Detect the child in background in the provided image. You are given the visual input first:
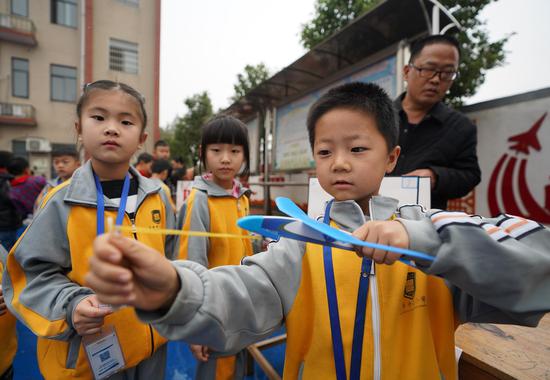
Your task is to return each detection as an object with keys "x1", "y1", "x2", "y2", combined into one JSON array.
[
  {"x1": 34, "y1": 147, "x2": 81, "y2": 211},
  {"x1": 7, "y1": 157, "x2": 46, "y2": 224},
  {"x1": 150, "y1": 159, "x2": 176, "y2": 211},
  {"x1": 2, "y1": 80, "x2": 176, "y2": 380},
  {"x1": 153, "y1": 139, "x2": 171, "y2": 160},
  {"x1": 178, "y1": 115, "x2": 253, "y2": 379},
  {"x1": 0, "y1": 151, "x2": 22, "y2": 251},
  {"x1": 86, "y1": 83, "x2": 550, "y2": 380},
  {"x1": 134, "y1": 152, "x2": 153, "y2": 178}
]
